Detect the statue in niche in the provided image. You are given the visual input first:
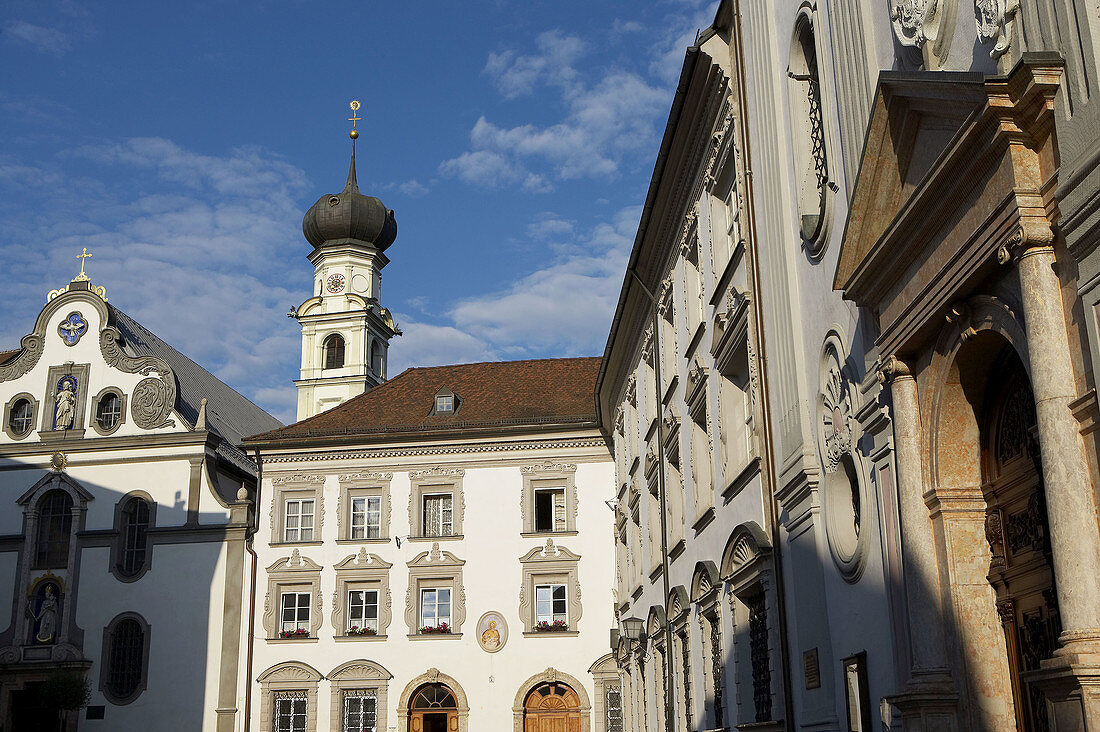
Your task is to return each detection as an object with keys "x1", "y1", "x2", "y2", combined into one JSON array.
[
  {"x1": 53, "y1": 377, "x2": 77, "y2": 430},
  {"x1": 30, "y1": 582, "x2": 60, "y2": 644}
]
